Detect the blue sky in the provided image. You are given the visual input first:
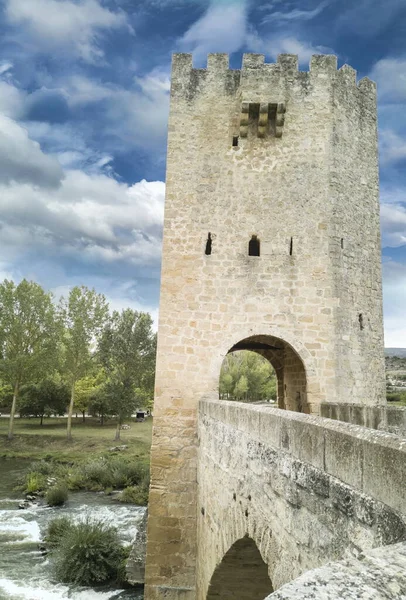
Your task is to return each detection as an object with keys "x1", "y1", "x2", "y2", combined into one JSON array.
[{"x1": 0, "y1": 0, "x2": 405, "y2": 346}]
